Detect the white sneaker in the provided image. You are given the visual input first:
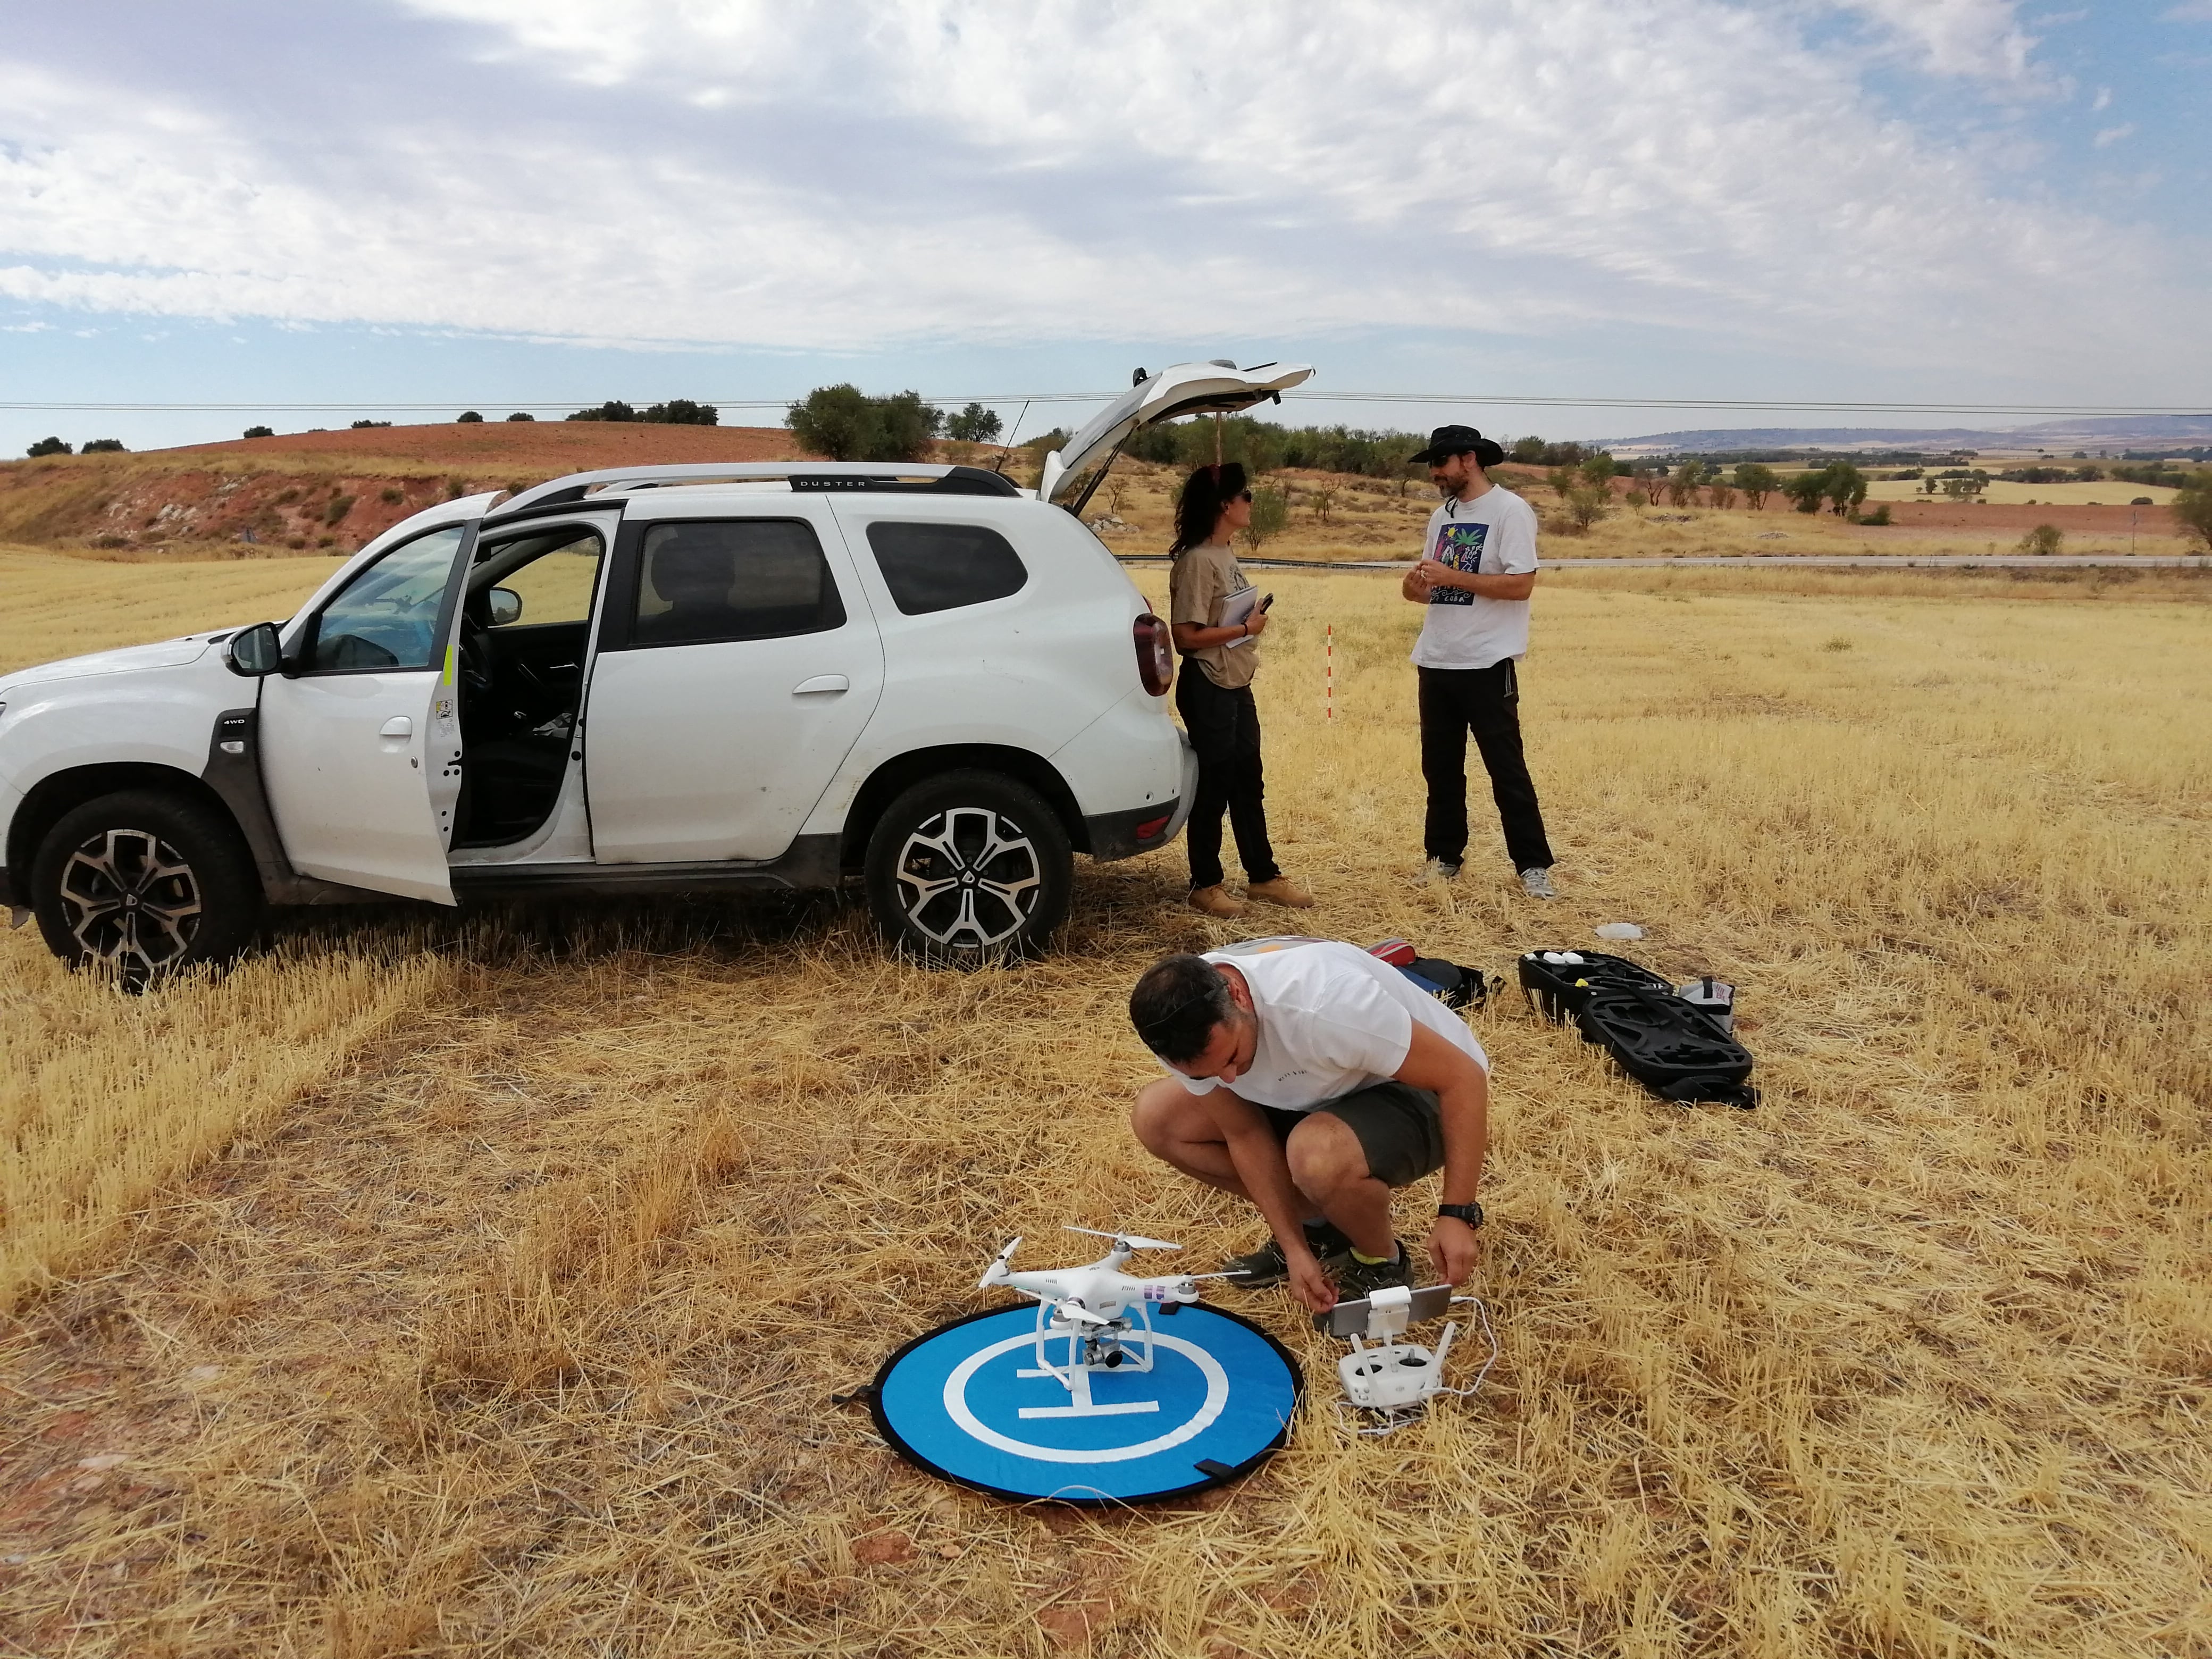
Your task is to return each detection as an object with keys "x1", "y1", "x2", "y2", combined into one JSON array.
[
  {"x1": 1519, "y1": 866, "x2": 1557, "y2": 899},
  {"x1": 1423, "y1": 858, "x2": 1462, "y2": 884}
]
